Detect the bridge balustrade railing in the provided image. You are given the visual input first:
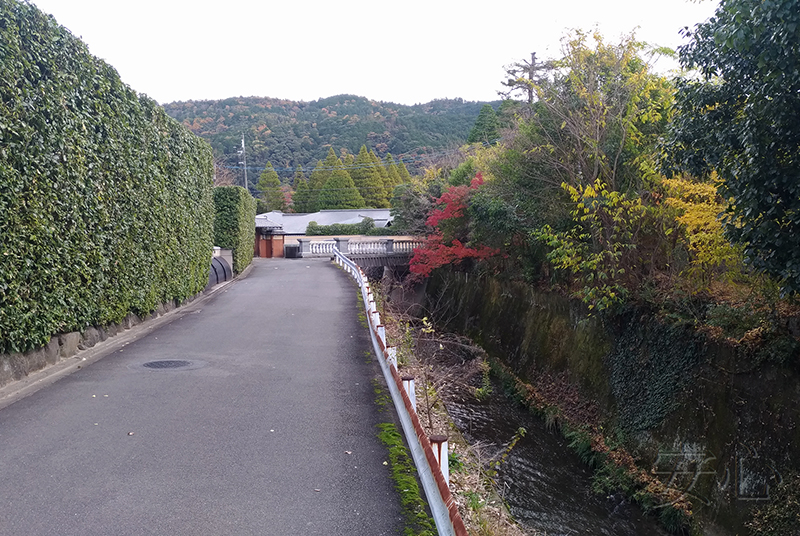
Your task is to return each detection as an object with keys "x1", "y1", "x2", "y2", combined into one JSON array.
[
  {"x1": 296, "y1": 238, "x2": 424, "y2": 259},
  {"x1": 331, "y1": 246, "x2": 467, "y2": 536},
  {"x1": 310, "y1": 241, "x2": 335, "y2": 255}
]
